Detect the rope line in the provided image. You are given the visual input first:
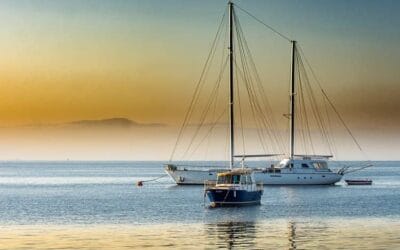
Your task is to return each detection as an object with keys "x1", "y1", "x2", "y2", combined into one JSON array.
[
  {"x1": 234, "y1": 3, "x2": 292, "y2": 42},
  {"x1": 140, "y1": 174, "x2": 167, "y2": 183},
  {"x1": 169, "y1": 8, "x2": 227, "y2": 161},
  {"x1": 297, "y1": 45, "x2": 367, "y2": 156}
]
